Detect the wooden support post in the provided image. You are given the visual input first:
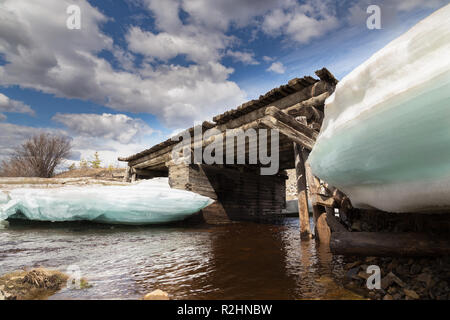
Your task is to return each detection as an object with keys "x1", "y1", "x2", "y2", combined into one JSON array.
[
  {"x1": 304, "y1": 158, "x2": 331, "y2": 244},
  {"x1": 314, "y1": 207, "x2": 331, "y2": 244},
  {"x1": 123, "y1": 166, "x2": 131, "y2": 182},
  {"x1": 130, "y1": 167, "x2": 137, "y2": 183},
  {"x1": 293, "y1": 116, "x2": 311, "y2": 239}
]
